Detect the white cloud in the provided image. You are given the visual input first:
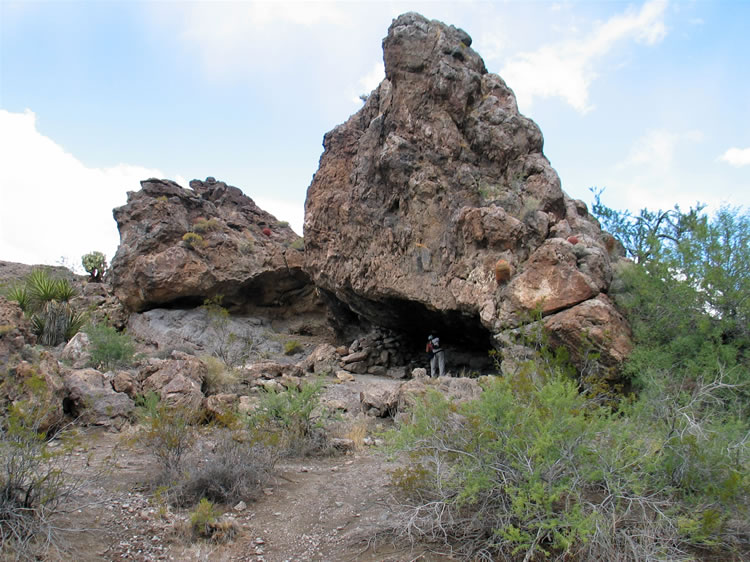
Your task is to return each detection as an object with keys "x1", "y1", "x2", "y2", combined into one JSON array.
[
  {"x1": 158, "y1": 1, "x2": 351, "y2": 76},
  {"x1": 719, "y1": 147, "x2": 750, "y2": 167},
  {"x1": 254, "y1": 196, "x2": 304, "y2": 237},
  {"x1": 0, "y1": 109, "x2": 165, "y2": 267},
  {"x1": 351, "y1": 61, "x2": 385, "y2": 104},
  {"x1": 500, "y1": 0, "x2": 668, "y2": 112},
  {"x1": 619, "y1": 129, "x2": 703, "y2": 171}
]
